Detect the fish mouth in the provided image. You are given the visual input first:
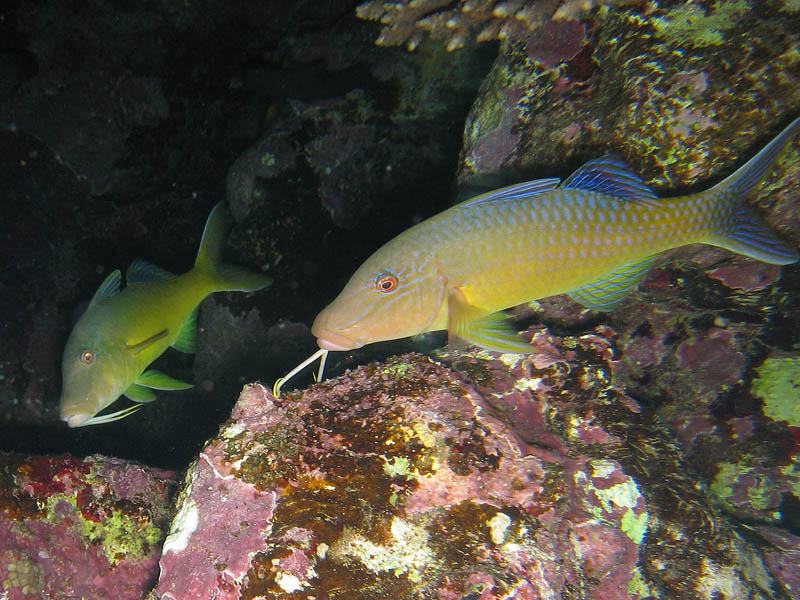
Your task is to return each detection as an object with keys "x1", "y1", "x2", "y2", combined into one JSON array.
[
  {"x1": 64, "y1": 413, "x2": 92, "y2": 428},
  {"x1": 314, "y1": 329, "x2": 361, "y2": 351}
]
